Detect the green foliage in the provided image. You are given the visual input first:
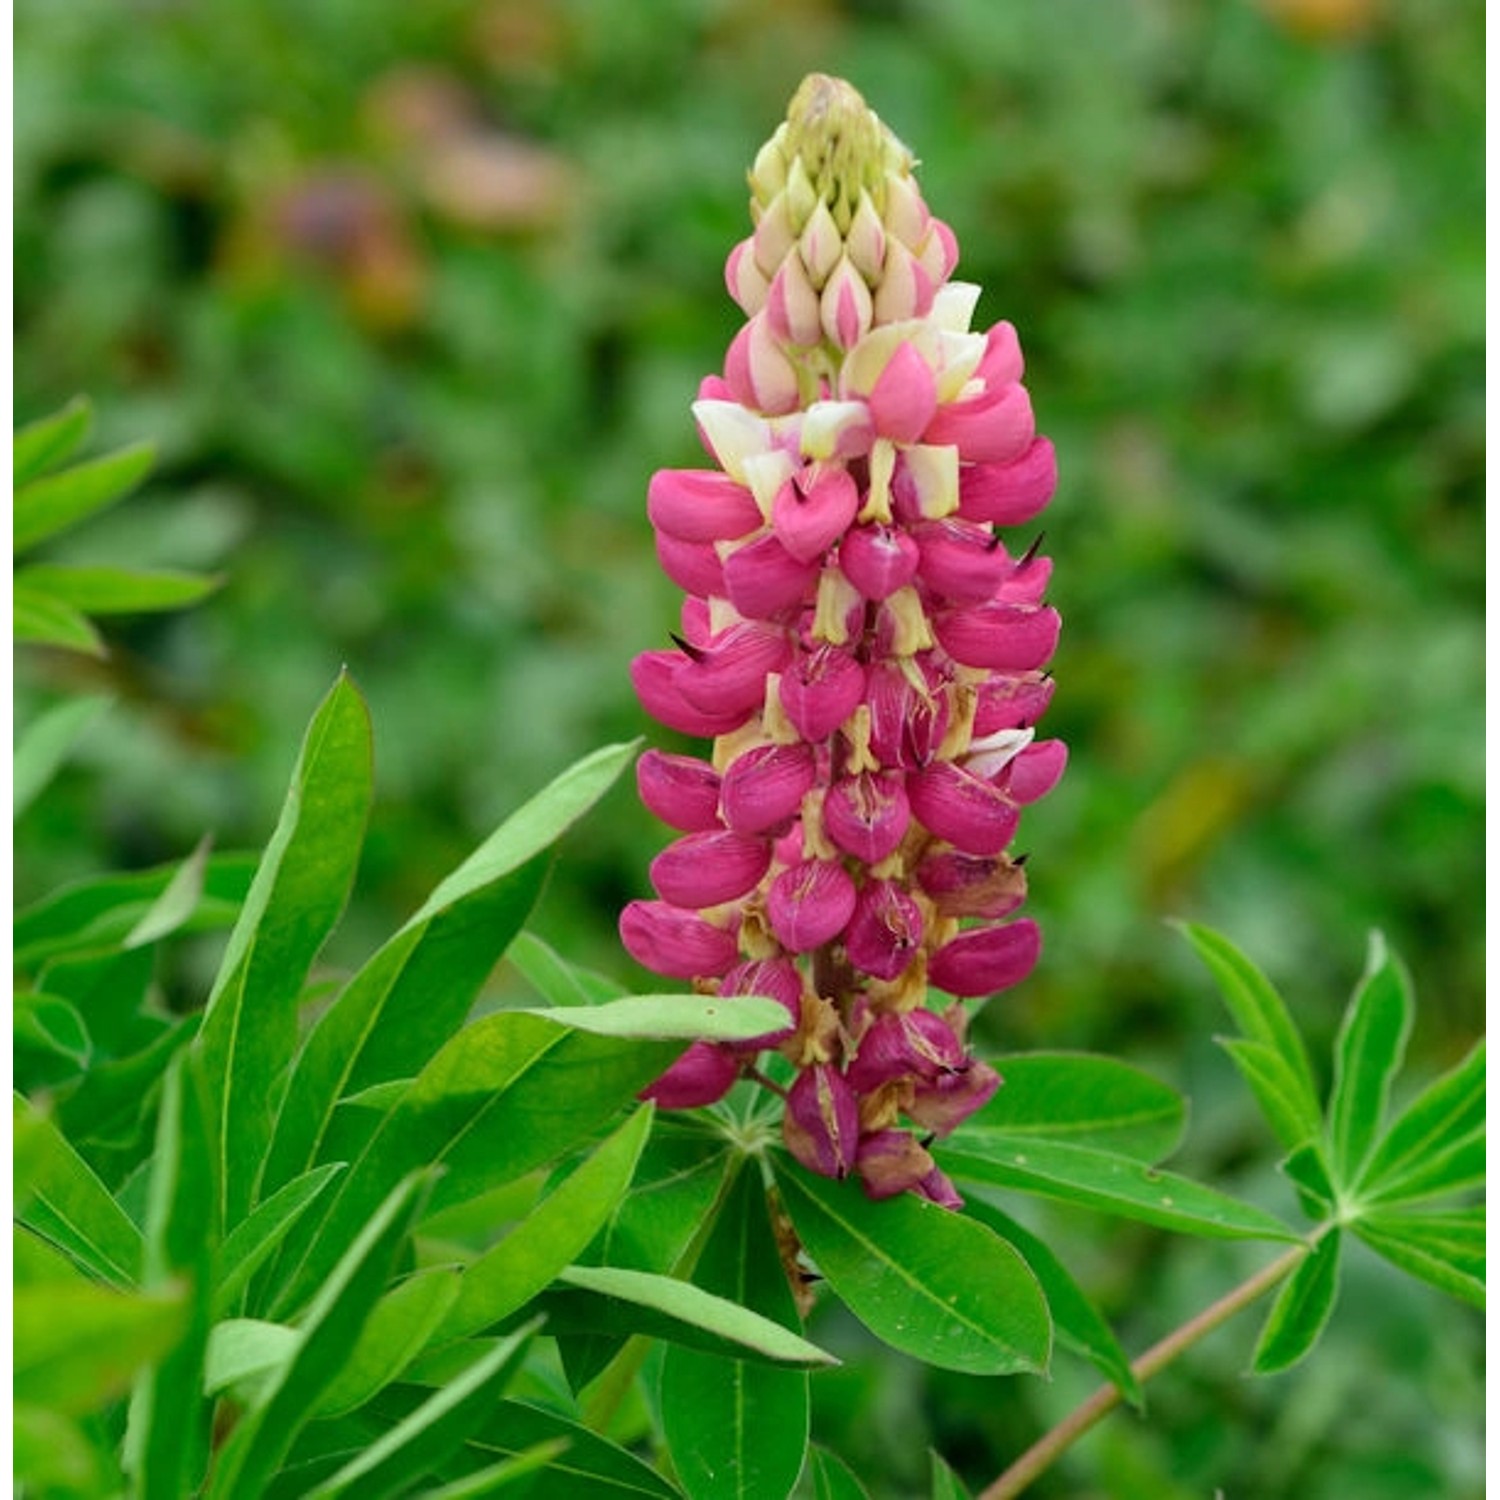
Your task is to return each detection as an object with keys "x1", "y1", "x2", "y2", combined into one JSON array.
[
  {"x1": 1185, "y1": 926, "x2": 1486, "y2": 1377},
  {"x1": 13, "y1": 398, "x2": 218, "y2": 662}
]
